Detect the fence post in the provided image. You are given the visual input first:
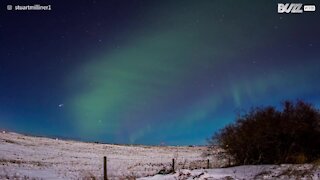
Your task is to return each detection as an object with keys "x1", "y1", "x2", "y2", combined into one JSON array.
[
  {"x1": 104, "y1": 156, "x2": 107, "y2": 180},
  {"x1": 207, "y1": 159, "x2": 210, "y2": 169},
  {"x1": 172, "y1": 158, "x2": 175, "y2": 172}
]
